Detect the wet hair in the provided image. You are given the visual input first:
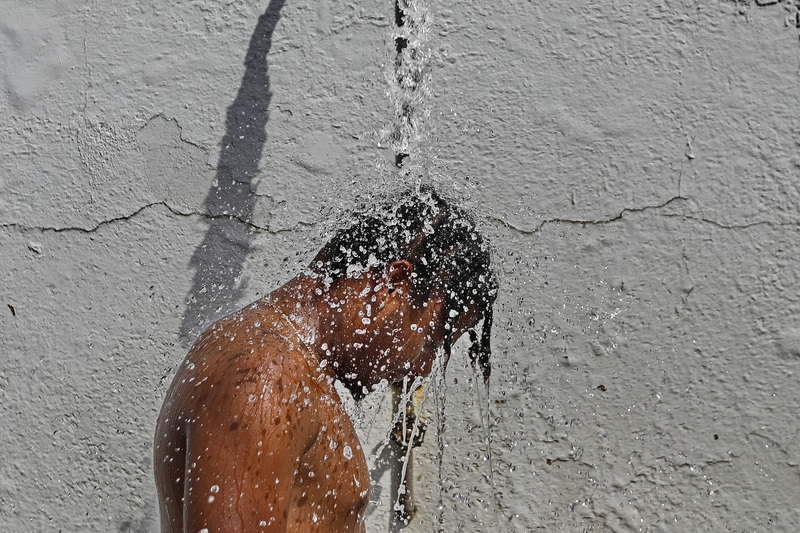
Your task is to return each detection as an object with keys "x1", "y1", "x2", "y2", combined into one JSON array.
[{"x1": 310, "y1": 187, "x2": 498, "y2": 384}]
